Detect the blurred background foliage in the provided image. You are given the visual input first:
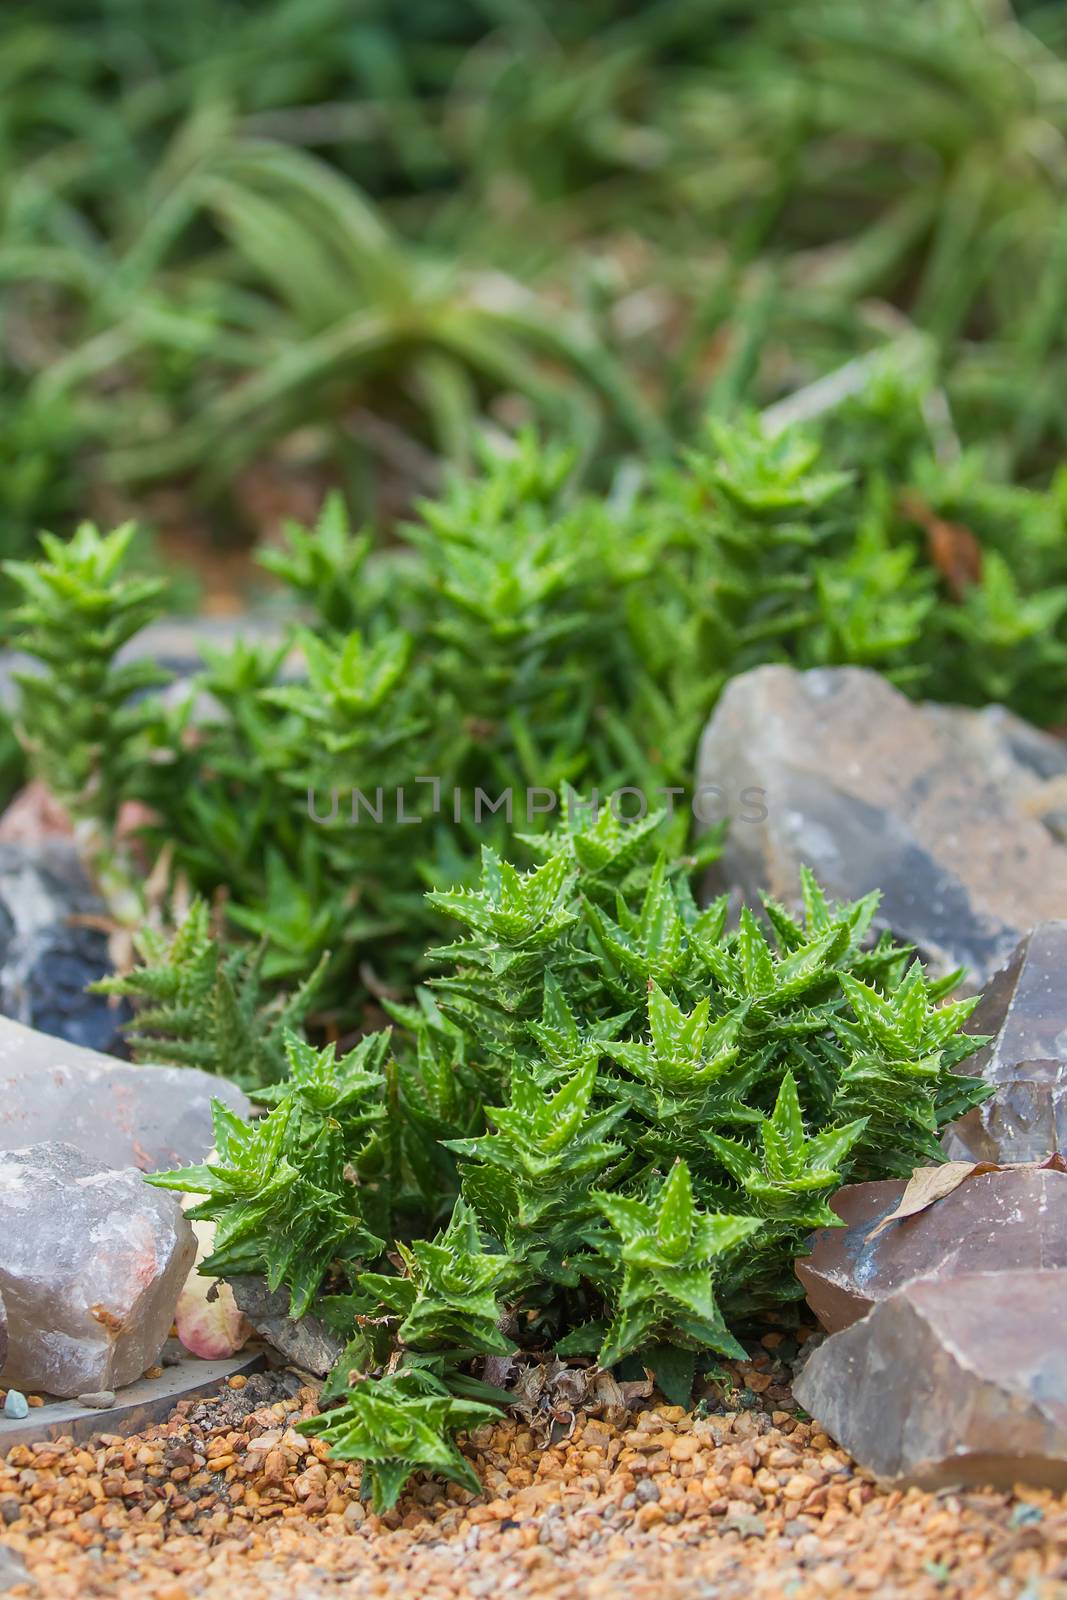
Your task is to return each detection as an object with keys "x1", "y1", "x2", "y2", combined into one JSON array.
[{"x1": 6, "y1": 0, "x2": 1067, "y2": 562}]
